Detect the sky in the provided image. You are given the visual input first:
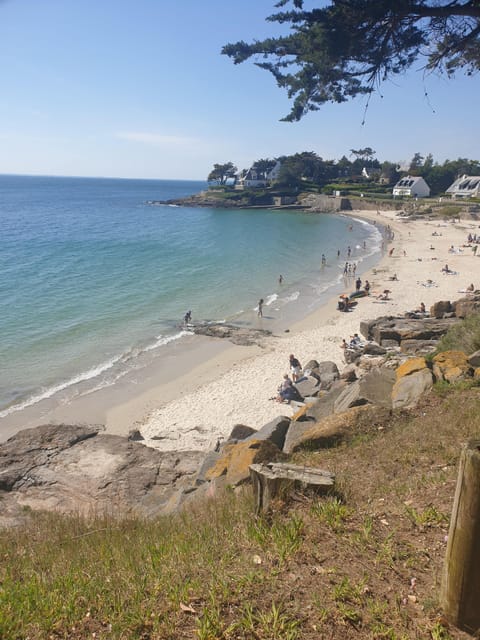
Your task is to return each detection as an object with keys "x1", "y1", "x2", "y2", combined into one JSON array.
[{"x1": 0, "y1": 0, "x2": 479, "y2": 180}]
